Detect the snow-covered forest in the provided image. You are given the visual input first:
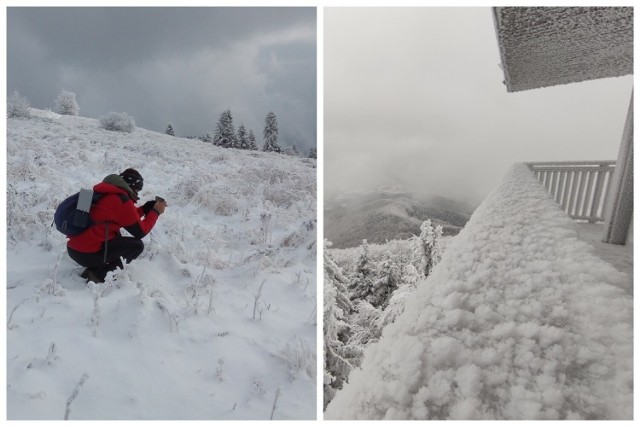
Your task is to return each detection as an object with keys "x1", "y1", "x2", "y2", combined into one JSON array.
[
  {"x1": 324, "y1": 164, "x2": 632, "y2": 420},
  {"x1": 198, "y1": 108, "x2": 315, "y2": 158},
  {"x1": 324, "y1": 219, "x2": 451, "y2": 409},
  {"x1": 6, "y1": 106, "x2": 317, "y2": 420}
]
